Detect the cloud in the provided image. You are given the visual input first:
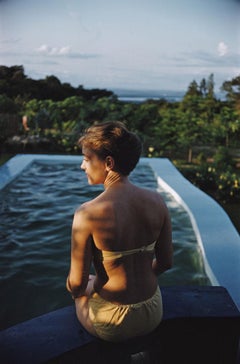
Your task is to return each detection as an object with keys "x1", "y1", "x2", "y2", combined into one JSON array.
[
  {"x1": 217, "y1": 42, "x2": 228, "y2": 56},
  {"x1": 68, "y1": 53, "x2": 100, "y2": 59},
  {"x1": 0, "y1": 37, "x2": 21, "y2": 45},
  {"x1": 171, "y1": 48, "x2": 239, "y2": 69},
  {"x1": 35, "y1": 44, "x2": 100, "y2": 59},
  {"x1": 36, "y1": 44, "x2": 71, "y2": 56}
]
